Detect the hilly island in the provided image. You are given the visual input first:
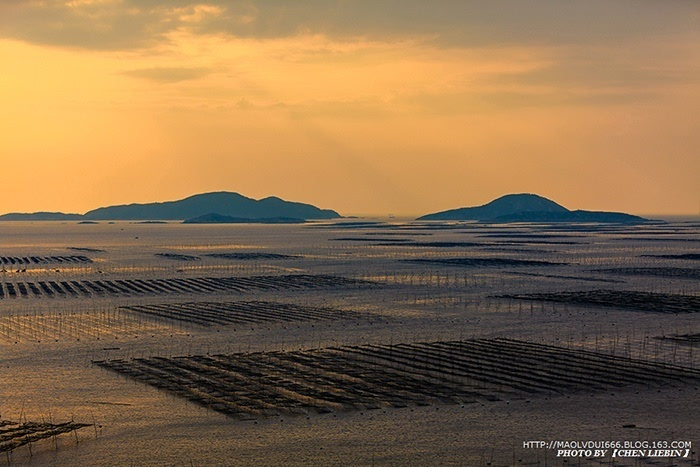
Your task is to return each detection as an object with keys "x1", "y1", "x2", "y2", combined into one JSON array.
[
  {"x1": 417, "y1": 193, "x2": 654, "y2": 223},
  {"x1": 0, "y1": 192, "x2": 340, "y2": 222},
  {"x1": 0, "y1": 192, "x2": 654, "y2": 224}
]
